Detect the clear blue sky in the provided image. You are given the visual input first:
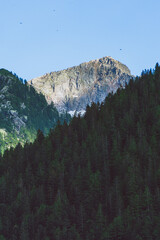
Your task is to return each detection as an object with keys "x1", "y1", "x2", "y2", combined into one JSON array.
[{"x1": 0, "y1": 0, "x2": 160, "y2": 80}]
